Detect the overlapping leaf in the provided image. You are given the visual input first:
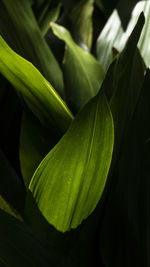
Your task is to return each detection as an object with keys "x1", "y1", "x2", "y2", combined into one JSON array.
[
  {"x1": 25, "y1": 90, "x2": 114, "y2": 233},
  {"x1": 0, "y1": 35, "x2": 74, "y2": 133},
  {"x1": 96, "y1": 1, "x2": 150, "y2": 71},
  {"x1": 100, "y1": 69, "x2": 150, "y2": 267},
  {"x1": 51, "y1": 23, "x2": 105, "y2": 113}
]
